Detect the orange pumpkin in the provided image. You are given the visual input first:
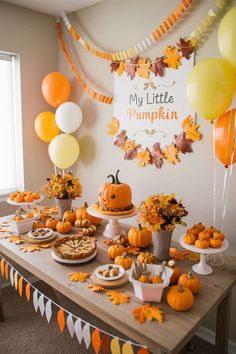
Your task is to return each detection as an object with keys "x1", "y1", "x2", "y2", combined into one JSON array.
[
  {"x1": 213, "y1": 231, "x2": 225, "y2": 241},
  {"x1": 56, "y1": 219, "x2": 72, "y2": 234},
  {"x1": 137, "y1": 252, "x2": 157, "y2": 264},
  {"x1": 25, "y1": 212, "x2": 34, "y2": 219},
  {"x1": 114, "y1": 253, "x2": 132, "y2": 270},
  {"x1": 14, "y1": 194, "x2": 24, "y2": 203},
  {"x1": 198, "y1": 231, "x2": 210, "y2": 241},
  {"x1": 46, "y1": 217, "x2": 59, "y2": 230},
  {"x1": 98, "y1": 170, "x2": 132, "y2": 211},
  {"x1": 32, "y1": 192, "x2": 40, "y2": 199},
  {"x1": 24, "y1": 194, "x2": 33, "y2": 203},
  {"x1": 151, "y1": 275, "x2": 163, "y2": 284},
  {"x1": 39, "y1": 211, "x2": 48, "y2": 222},
  {"x1": 63, "y1": 209, "x2": 76, "y2": 225},
  {"x1": 206, "y1": 226, "x2": 217, "y2": 236},
  {"x1": 167, "y1": 285, "x2": 194, "y2": 311},
  {"x1": 168, "y1": 260, "x2": 182, "y2": 285},
  {"x1": 76, "y1": 202, "x2": 102, "y2": 226},
  {"x1": 209, "y1": 237, "x2": 222, "y2": 248},
  {"x1": 108, "y1": 244, "x2": 126, "y2": 260},
  {"x1": 138, "y1": 274, "x2": 150, "y2": 283},
  {"x1": 33, "y1": 220, "x2": 45, "y2": 229},
  {"x1": 13, "y1": 215, "x2": 23, "y2": 221},
  {"x1": 195, "y1": 239, "x2": 209, "y2": 249},
  {"x1": 193, "y1": 223, "x2": 206, "y2": 232},
  {"x1": 178, "y1": 272, "x2": 201, "y2": 295},
  {"x1": 128, "y1": 224, "x2": 152, "y2": 248},
  {"x1": 183, "y1": 233, "x2": 196, "y2": 245}
]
